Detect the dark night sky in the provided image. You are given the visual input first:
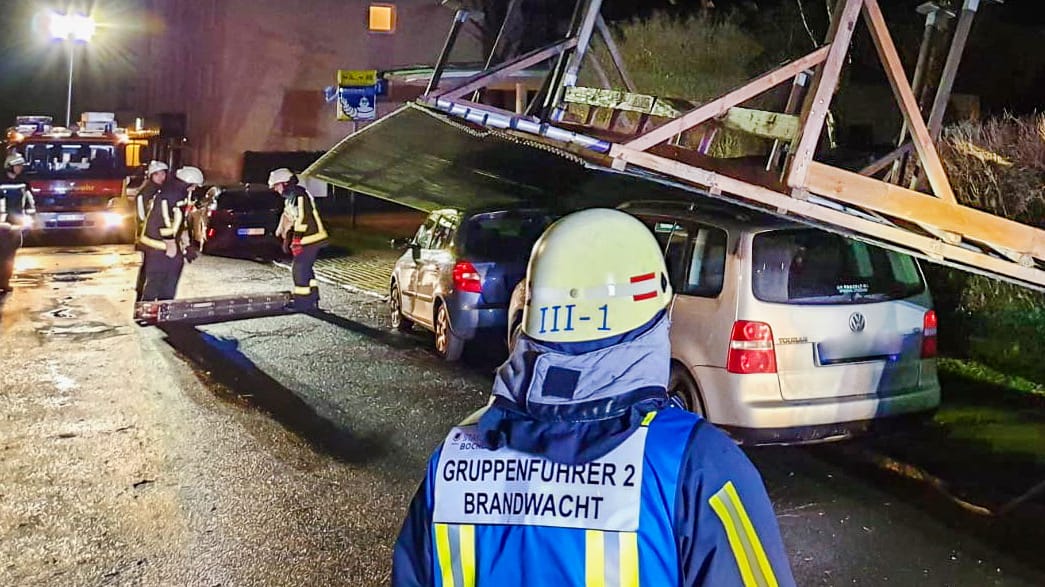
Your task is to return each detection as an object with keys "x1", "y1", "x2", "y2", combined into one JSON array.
[{"x1": 0, "y1": 0, "x2": 1042, "y2": 128}]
